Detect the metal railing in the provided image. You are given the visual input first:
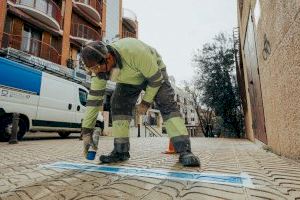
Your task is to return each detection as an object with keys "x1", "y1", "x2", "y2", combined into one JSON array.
[
  {"x1": 74, "y1": 0, "x2": 102, "y2": 17},
  {"x1": 144, "y1": 122, "x2": 163, "y2": 137},
  {"x1": 15, "y1": 0, "x2": 61, "y2": 26},
  {"x1": 1, "y1": 32, "x2": 61, "y2": 64},
  {"x1": 71, "y1": 23, "x2": 101, "y2": 41},
  {"x1": 122, "y1": 31, "x2": 136, "y2": 39},
  {"x1": 66, "y1": 58, "x2": 86, "y2": 70}
]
